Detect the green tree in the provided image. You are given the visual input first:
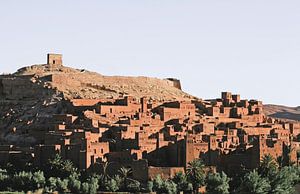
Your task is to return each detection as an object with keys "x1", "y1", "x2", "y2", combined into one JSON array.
[
  {"x1": 0, "y1": 169, "x2": 9, "y2": 191},
  {"x1": 32, "y1": 171, "x2": 46, "y2": 190},
  {"x1": 164, "y1": 180, "x2": 177, "y2": 194},
  {"x1": 10, "y1": 170, "x2": 45, "y2": 192},
  {"x1": 147, "y1": 181, "x2": 154, "y2": 192},
  {"x1": 294, "y1": 166, "x2": 300, "y2": 183},
  {"x1": 152, "y1": 175, "x2": 177, "y2": 194},
  {"x1": 186, "y1": 159, "x2": 206, "y2": 193},
  {"x1": 98, "y1": 162, "x2": 113, "y2": 190},
  {"x1": 228, "y1": 164, "x2": 249, "y2": 192},
  {"x1": 80, "y1": 177, "x2": 99, "y2": 194},
  {"x1": 81, "y1": 182, "x2": 90, "y2": 194},
  {"x1": 12, "y1": 171, "x2": 33, "y2": 192},
  {"x1": 126, "y1": 178, "x2": 141, "y2": 192},
  {"x1": 116, "y1": 167, "x2": 141, "y2": 192},
  {"x1": 270, "y1": 166, "x2": 299, "y2": 194},
  {"x1": 172, "y1": 171, "x2": 193, "y2": 193},
  {"x1": 105, "y1": 178, "x2": 119, "y2": 192},
  {"x1": 45, "y1": 154, "x2": 77, "y2": 179},
  {"x1": 206, "y1": 172, "x2": 230, "y2": 194},
  {"x1": 236, "y1": 170, "x2": 271, "y2": 194},
  {"x1": 44, "y1": 177, "x2": 58, "y2": 193},
  {"x1": 56, "y1": 178, "x2": 69, "y2": 193},
  {"x1": 68, "y1": 173, "x2": 81, "y2": 193},
  {"x1": 118, "y1": 167, "x2": 132, "y2": 191},
  {"x1": 258, "y1": 154, "x2": 278, "y2": 179},
  {"x1": 88, "y1": 176, "x2": 99, "y2": 194},
  {"x1": 153, "y1": 175, "x2": 164, "y2": 192}
]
